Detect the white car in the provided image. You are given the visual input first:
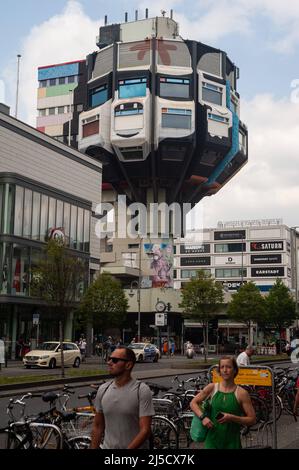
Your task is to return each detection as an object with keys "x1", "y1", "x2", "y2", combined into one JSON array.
[
  {"x1": 23, "y1": 342, "x2": 81, "y2": 369},
  {"x1": 128, "y1": 343, "x2": 160, "y2": 363}
]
